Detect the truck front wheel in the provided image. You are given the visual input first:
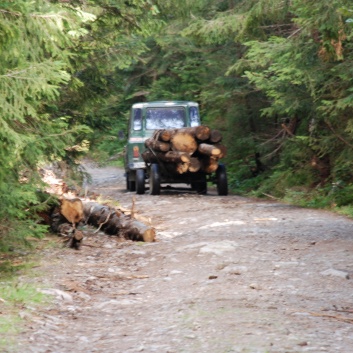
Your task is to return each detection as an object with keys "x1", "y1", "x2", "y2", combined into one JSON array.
[{"x1": 136, "y1": 169, "x2": 145, "y2": 194}]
